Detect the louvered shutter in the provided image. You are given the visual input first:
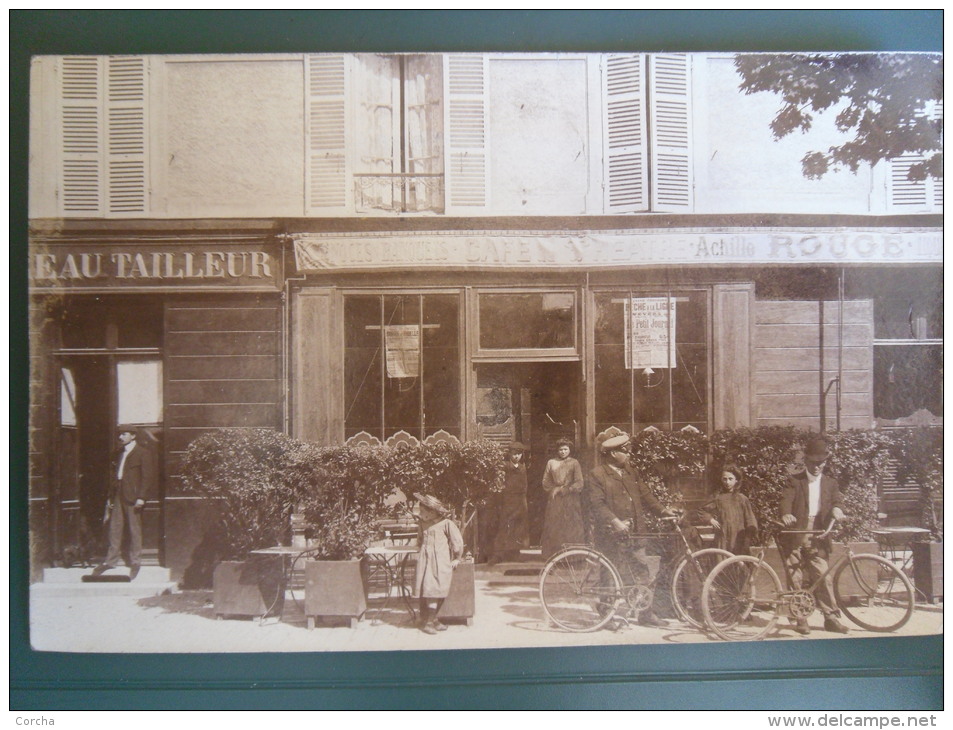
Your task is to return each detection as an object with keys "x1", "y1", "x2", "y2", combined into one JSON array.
[
  {"x1": 306, "y1": 54, "x2": 349, "y2": 213},
  {"x1": 649, "y1": 53, "x2": 693, "y2": 212},
  {"x1": 445, "y1": 54, "x2": 488, "y2": 211},
  {"x1": 601, "y1": 54, "x2": 648, "y2": 213},
  {"x1": 106, "y1": 56, "x2": 147, "y2": 214},
  {"x1": 60, "y1": 56, "x2": 103, "y2": 214},
  {"x1": 888, "y1": 155, "x2": 930, "y2": 210}
]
